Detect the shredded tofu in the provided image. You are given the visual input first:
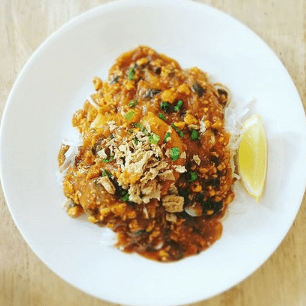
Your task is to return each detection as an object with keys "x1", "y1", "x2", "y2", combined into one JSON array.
[{"x1": 95, "y1": 126, "x2": 180, "y2": 204}]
